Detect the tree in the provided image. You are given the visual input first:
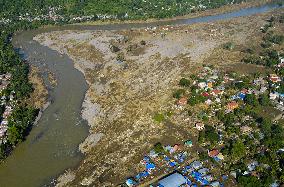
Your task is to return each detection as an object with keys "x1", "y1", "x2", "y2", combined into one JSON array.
[
  {"x1": 231, "y1": 140, "x2": 246, "y2": 161},
  {"x1": 259, "y1": 94, "x2": 270, "y2": 106},
  {"x1": 153, "y1": 142, "x2": 164, "y2": 154},
  {"x1": 7, "y1": 125, "x2": 23, "y2": 146},
  {"x1": 173, "y1": 89, "x2": 185, "y2": 99},
  {"x1": 260, "y1": 118, "x2": 272, "y2": 136},
  {"x1": 237, "y1": 175, "x2": 262, "y2": 187},
  {"x1": 179, "y1": 78, "x2": 190, "y2": 87},
  {"x1": 244, "y1": 94, "x2": 259, "y2": 106},
  {"x1": 204, "y1": 125, "x2": 219, "y2": 143},
  {"x1": 223, "y1": 42, "x2": 235, "y2": 50}
]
